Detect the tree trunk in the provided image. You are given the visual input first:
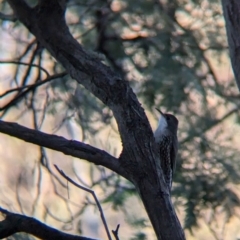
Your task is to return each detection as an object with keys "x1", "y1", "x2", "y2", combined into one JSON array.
[
  {"x1": 222, "y1": 0, "x2": 240, "y2": 91},
  {"x1": 4, "y1": 0, "x2": 186, "y2": 239}
]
